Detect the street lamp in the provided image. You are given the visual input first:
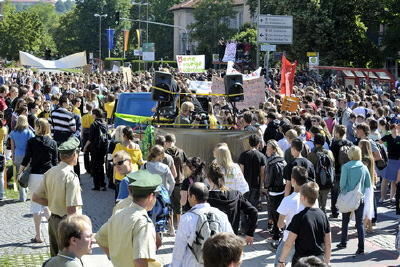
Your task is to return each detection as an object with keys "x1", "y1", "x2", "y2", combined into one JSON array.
[
  {"x1": 94, "y1": 13, "x2": 108, "y2": 60},
  {"x1": 132, "y1": 1, "x2": 149, "y2": 44}
]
